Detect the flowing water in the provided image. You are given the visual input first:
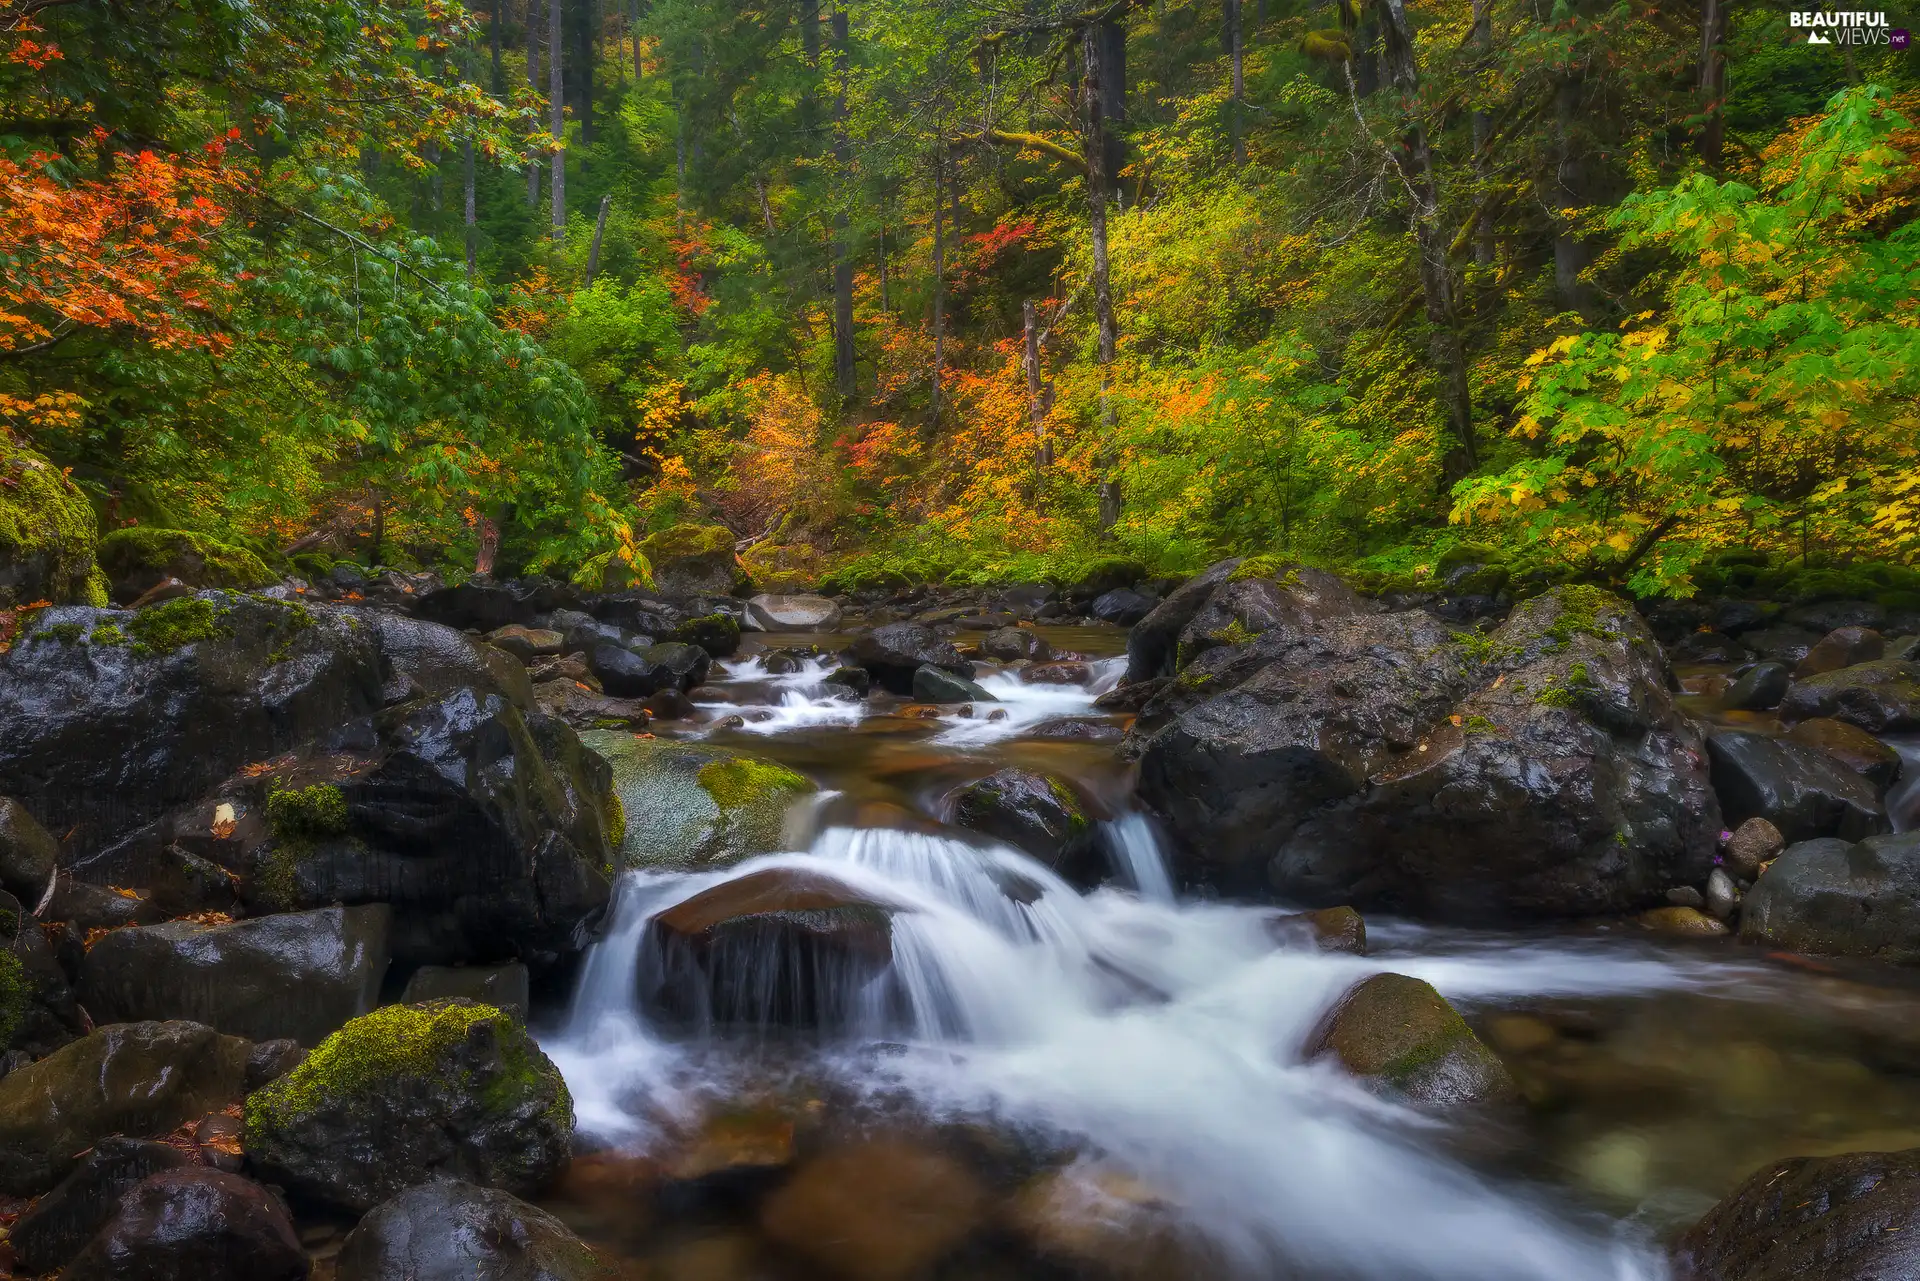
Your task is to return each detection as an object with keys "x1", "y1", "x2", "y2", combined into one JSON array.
[{"x1": 538, "y1": 628, "x2": 1920, "y2": 1280}]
